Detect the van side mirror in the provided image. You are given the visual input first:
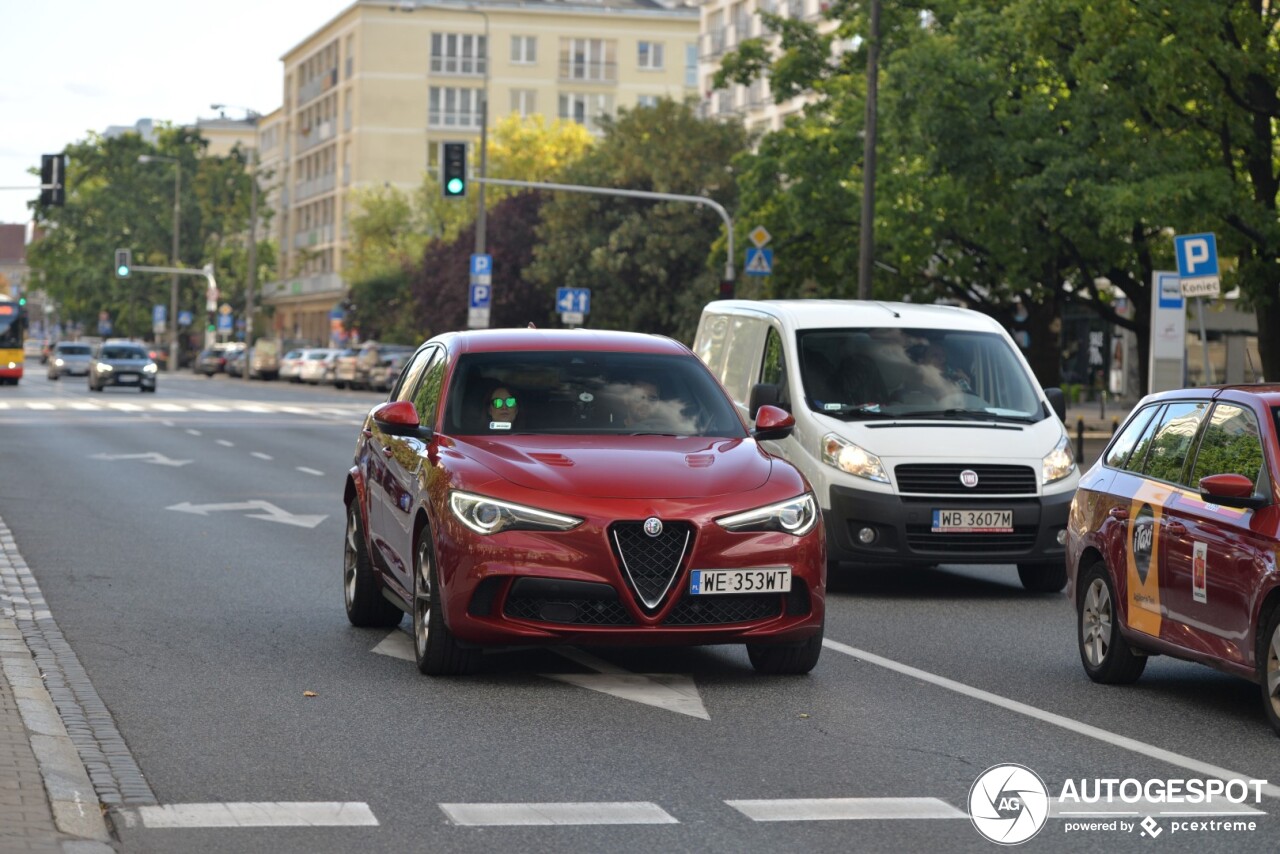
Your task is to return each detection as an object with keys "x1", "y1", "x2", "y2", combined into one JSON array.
[
  {"x1": 749, "y1": 383, "x2": 783, "y2": 419},
  {"x1": 751, "y1": 405, "x2": 795, "y2": 442},
  {"x1": 1043, "y1": 387, "x2": 1066, "y2": 422}
]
